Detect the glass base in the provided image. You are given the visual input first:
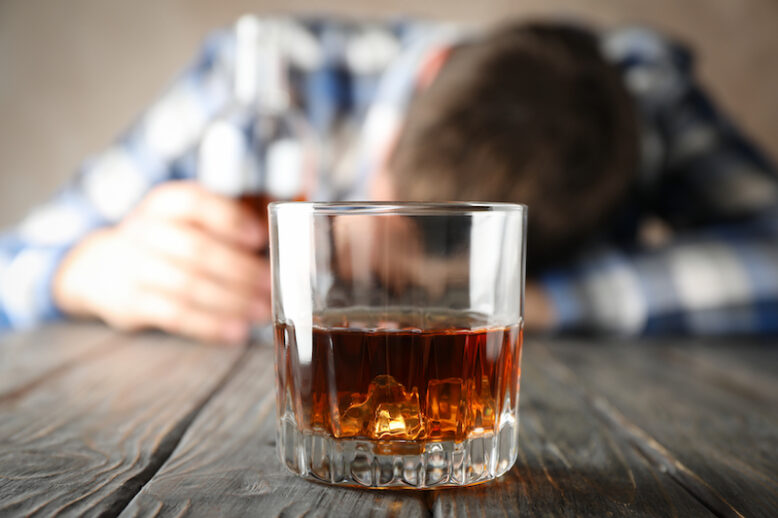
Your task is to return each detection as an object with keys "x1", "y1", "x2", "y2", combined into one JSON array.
[{"x1": 277, "y1": 415, "x2": 519, "y2": 489}]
